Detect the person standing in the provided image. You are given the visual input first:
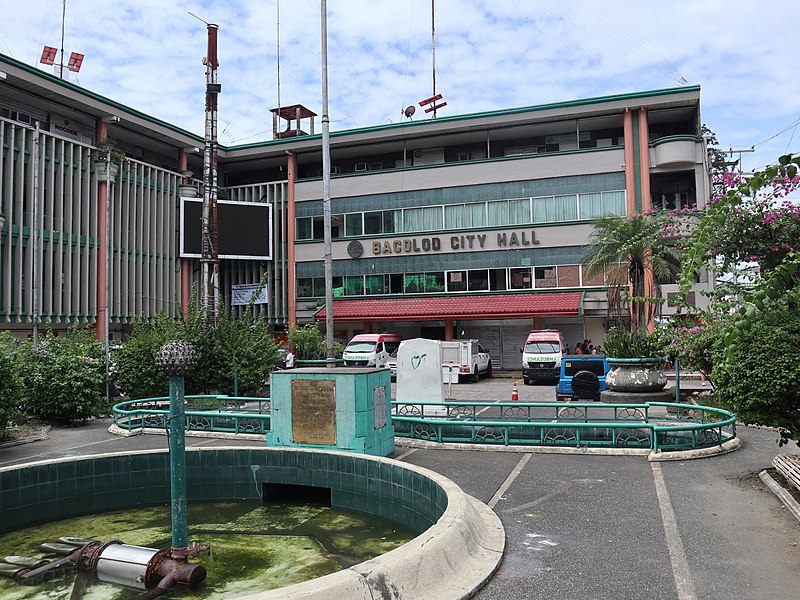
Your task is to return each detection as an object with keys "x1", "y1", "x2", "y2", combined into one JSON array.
[{"x1": 285, "y1": 350, "x2": 295, "y2": 369}]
